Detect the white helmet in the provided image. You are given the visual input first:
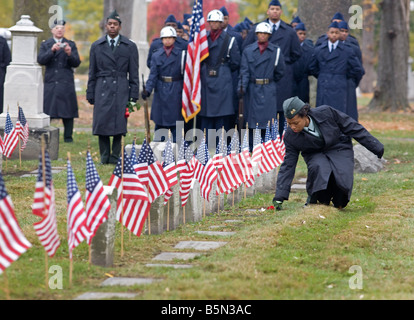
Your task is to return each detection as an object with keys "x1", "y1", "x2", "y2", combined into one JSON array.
[
  {"x1": 207, "y1": 9, "x2": 224, "y2": 22},
  {"x1": 255, "y1": 22, "x2": 272, "y2": 34},
  {"x1": 160, "y1": 26, "x2": 177, "y2": 38}
]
